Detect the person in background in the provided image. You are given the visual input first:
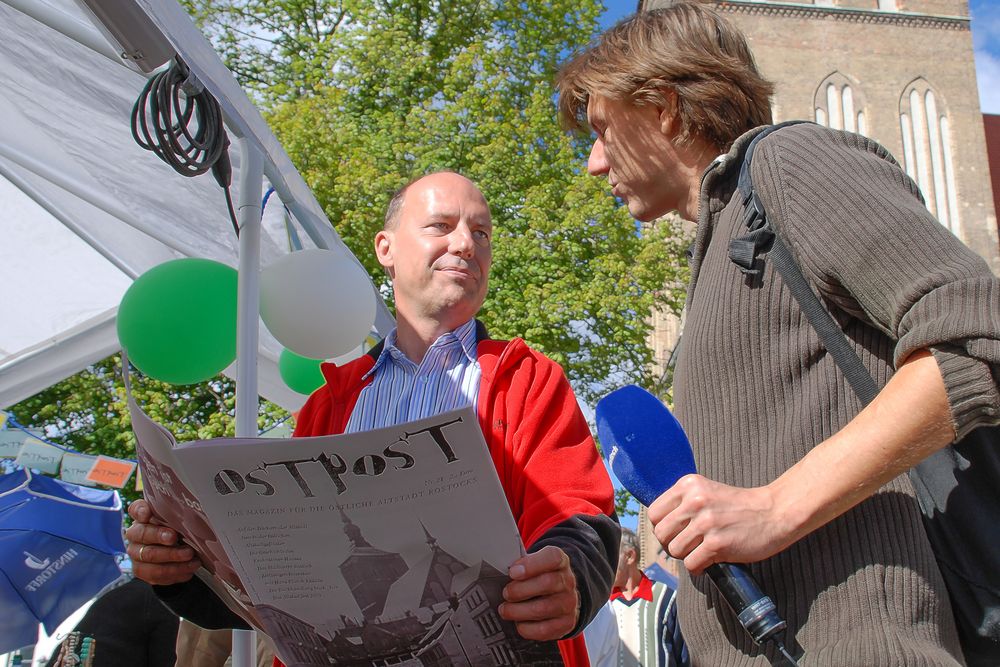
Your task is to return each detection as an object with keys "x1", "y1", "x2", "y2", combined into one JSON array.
[
  {"x1": 583, "y1": 601, "x2": 619, "y2": 667},
  {"x1": 173, "y1": 620, "x2": 275, "y2": 667},
  {"x1": 608, "y1": 528, "x2": 687, "y2": 667},
  {"x1": 45, "y1": 576, "x2": 178, "y2": 667}
]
